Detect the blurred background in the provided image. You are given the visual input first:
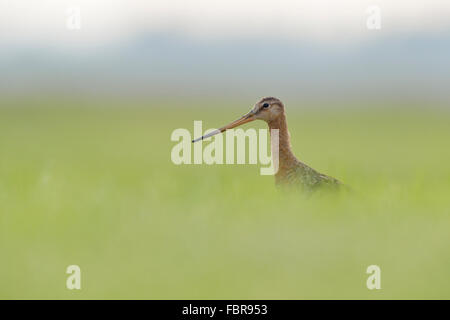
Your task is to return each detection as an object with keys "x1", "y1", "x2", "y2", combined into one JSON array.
[
  {"x1": 1, "y1": 0, "x2": 450, "y2": 299},
  {"x1": 1, "y1": 0, "x2": 450, "y2": 101}
]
